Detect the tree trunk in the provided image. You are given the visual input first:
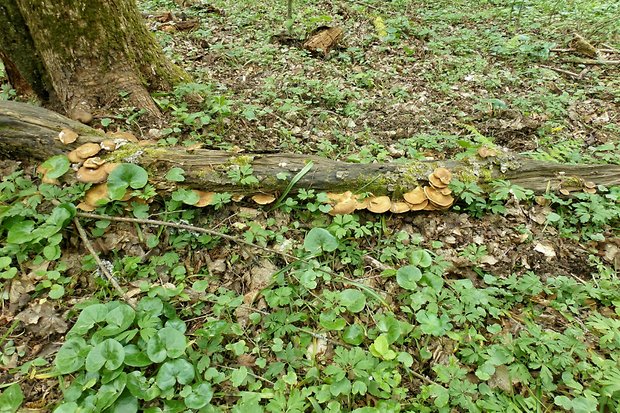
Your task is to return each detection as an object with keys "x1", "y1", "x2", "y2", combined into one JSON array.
[
  {"x1": 0, "y1": 0, "x2": 188, "y2": 120},
  {"x1": 2, "y1": 101, "x2": 619, "y2": 197}
]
